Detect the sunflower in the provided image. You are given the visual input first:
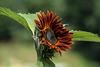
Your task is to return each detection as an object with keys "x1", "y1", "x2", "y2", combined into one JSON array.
[{"x1": 34, "y1": 10, "x2": 74, "y2": 56}]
